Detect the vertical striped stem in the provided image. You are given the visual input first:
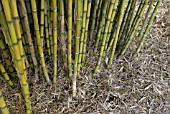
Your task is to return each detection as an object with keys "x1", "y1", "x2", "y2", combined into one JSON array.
[
  {"x1": 117, "y1": 0, "x2": 137, "y2": 49},
  {"x1": 88, "y1": 0, "x2": 99, "y2": 46},
  {"x1": 77, "y1": 0, "x2": 88, "y2": 77},
  {"x1": 59, "y1": 0, "x2": 67, "y2": 70},
  {"x1": 0, "y1": 32, "x2": 16, "y2": 77},
  {"x1": 73, "y1": 0, "x2": 82, "y2": 97},
  {"x1": 44, "y1": 0, "x2": 51, "y2": 56},
  {"x1": 18, "y1": 0, "x2": 38, "y2": 72},
  {"x1": 40, "y1": 0, "x2": 45, "y2": 46},
  {"x1": 118, "y1": 0, "x2": 148, "y2": 59},
  {"x1": 82, "y1": 0, "x2": 92, "y2": 66},
  {"x1": 104, "y1": 0, "x2": 118, "y2": 56},
  {"x1": 92, "y1": 0, "x2": 116, "y2": 77},
  {"x1": 134, "y1": 1, "x2": 160, "y2": 55},
  {"x1": 1, "y1": 0, "x2": 32, "y2": 113},
  {"x1": 30, "y1": 0, "x2": 51, "y2": 84},
  {"x1": 67, "y1": 0, "x2": 73, "y2": 78},
  {"x1": 0, "y1": 60, "x2": 14, "y2": 88},
  {"x1": 93, "y1": 1, "x2": 109, "y2": 54},
  {"x1": 137, "y1": 0, "x2": 154, "y2": 40},
  {"x1": 52, "y1": 0, "x2": 58, "y2": 86},
  {"x1": 0, "y1": 91, "x2": 9, "y2": 114},
  {"x1": 108, "y1": 0, "x2": 126, "y2": 65}
]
